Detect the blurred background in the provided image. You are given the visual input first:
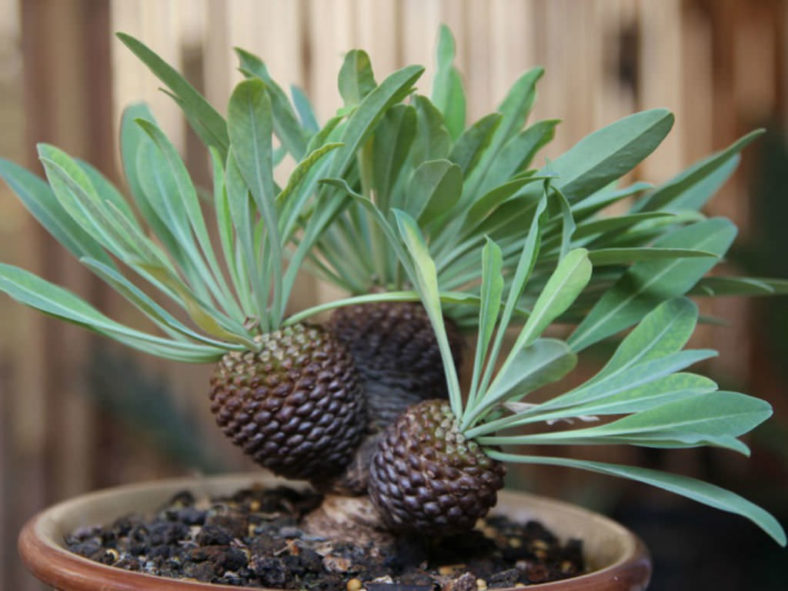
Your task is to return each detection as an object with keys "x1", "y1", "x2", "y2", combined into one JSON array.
[{"x1": 0, "y1": 0, "x2": 787, "y2": 589}]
